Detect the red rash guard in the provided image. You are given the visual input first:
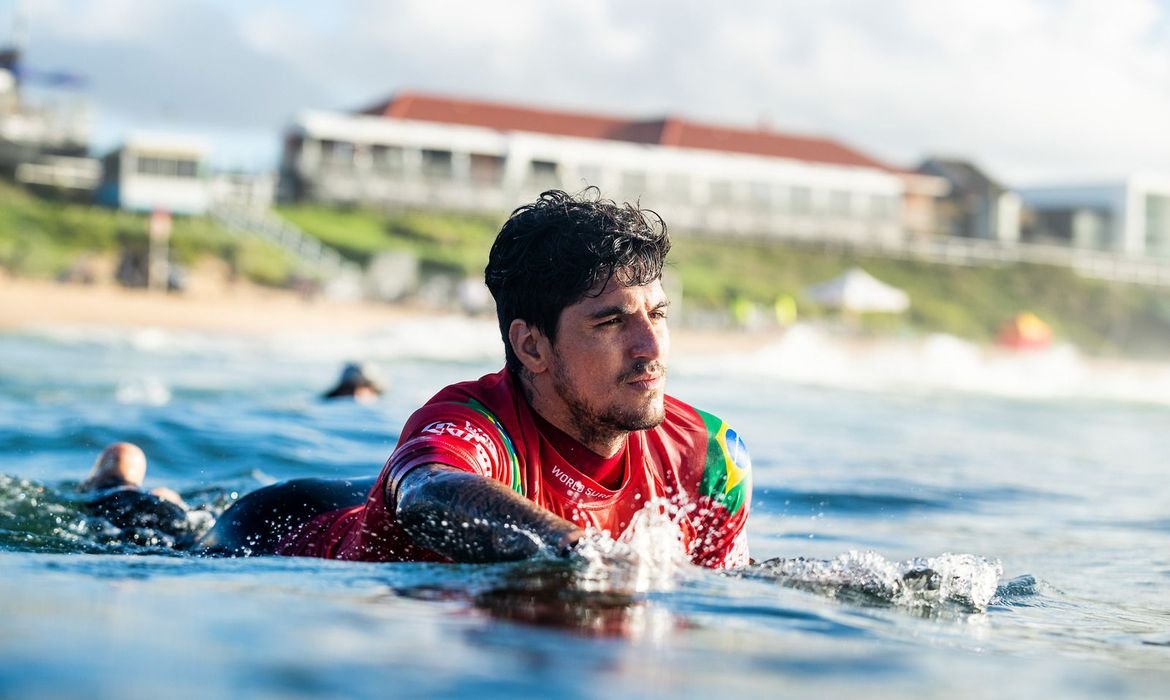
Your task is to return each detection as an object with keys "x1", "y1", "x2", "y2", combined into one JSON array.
[{"x1": 277, "y1": 369, "x2": 752, "y2": 569}]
